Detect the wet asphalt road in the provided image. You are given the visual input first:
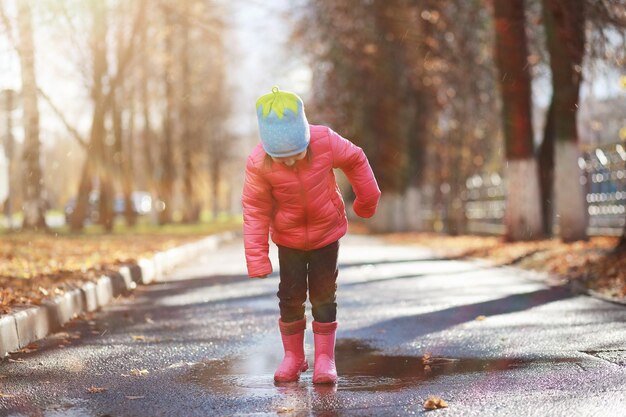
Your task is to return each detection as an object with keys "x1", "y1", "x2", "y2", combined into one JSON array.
[{"x1": 1, "y1": 235, "x2": 626, "y2": 417}]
